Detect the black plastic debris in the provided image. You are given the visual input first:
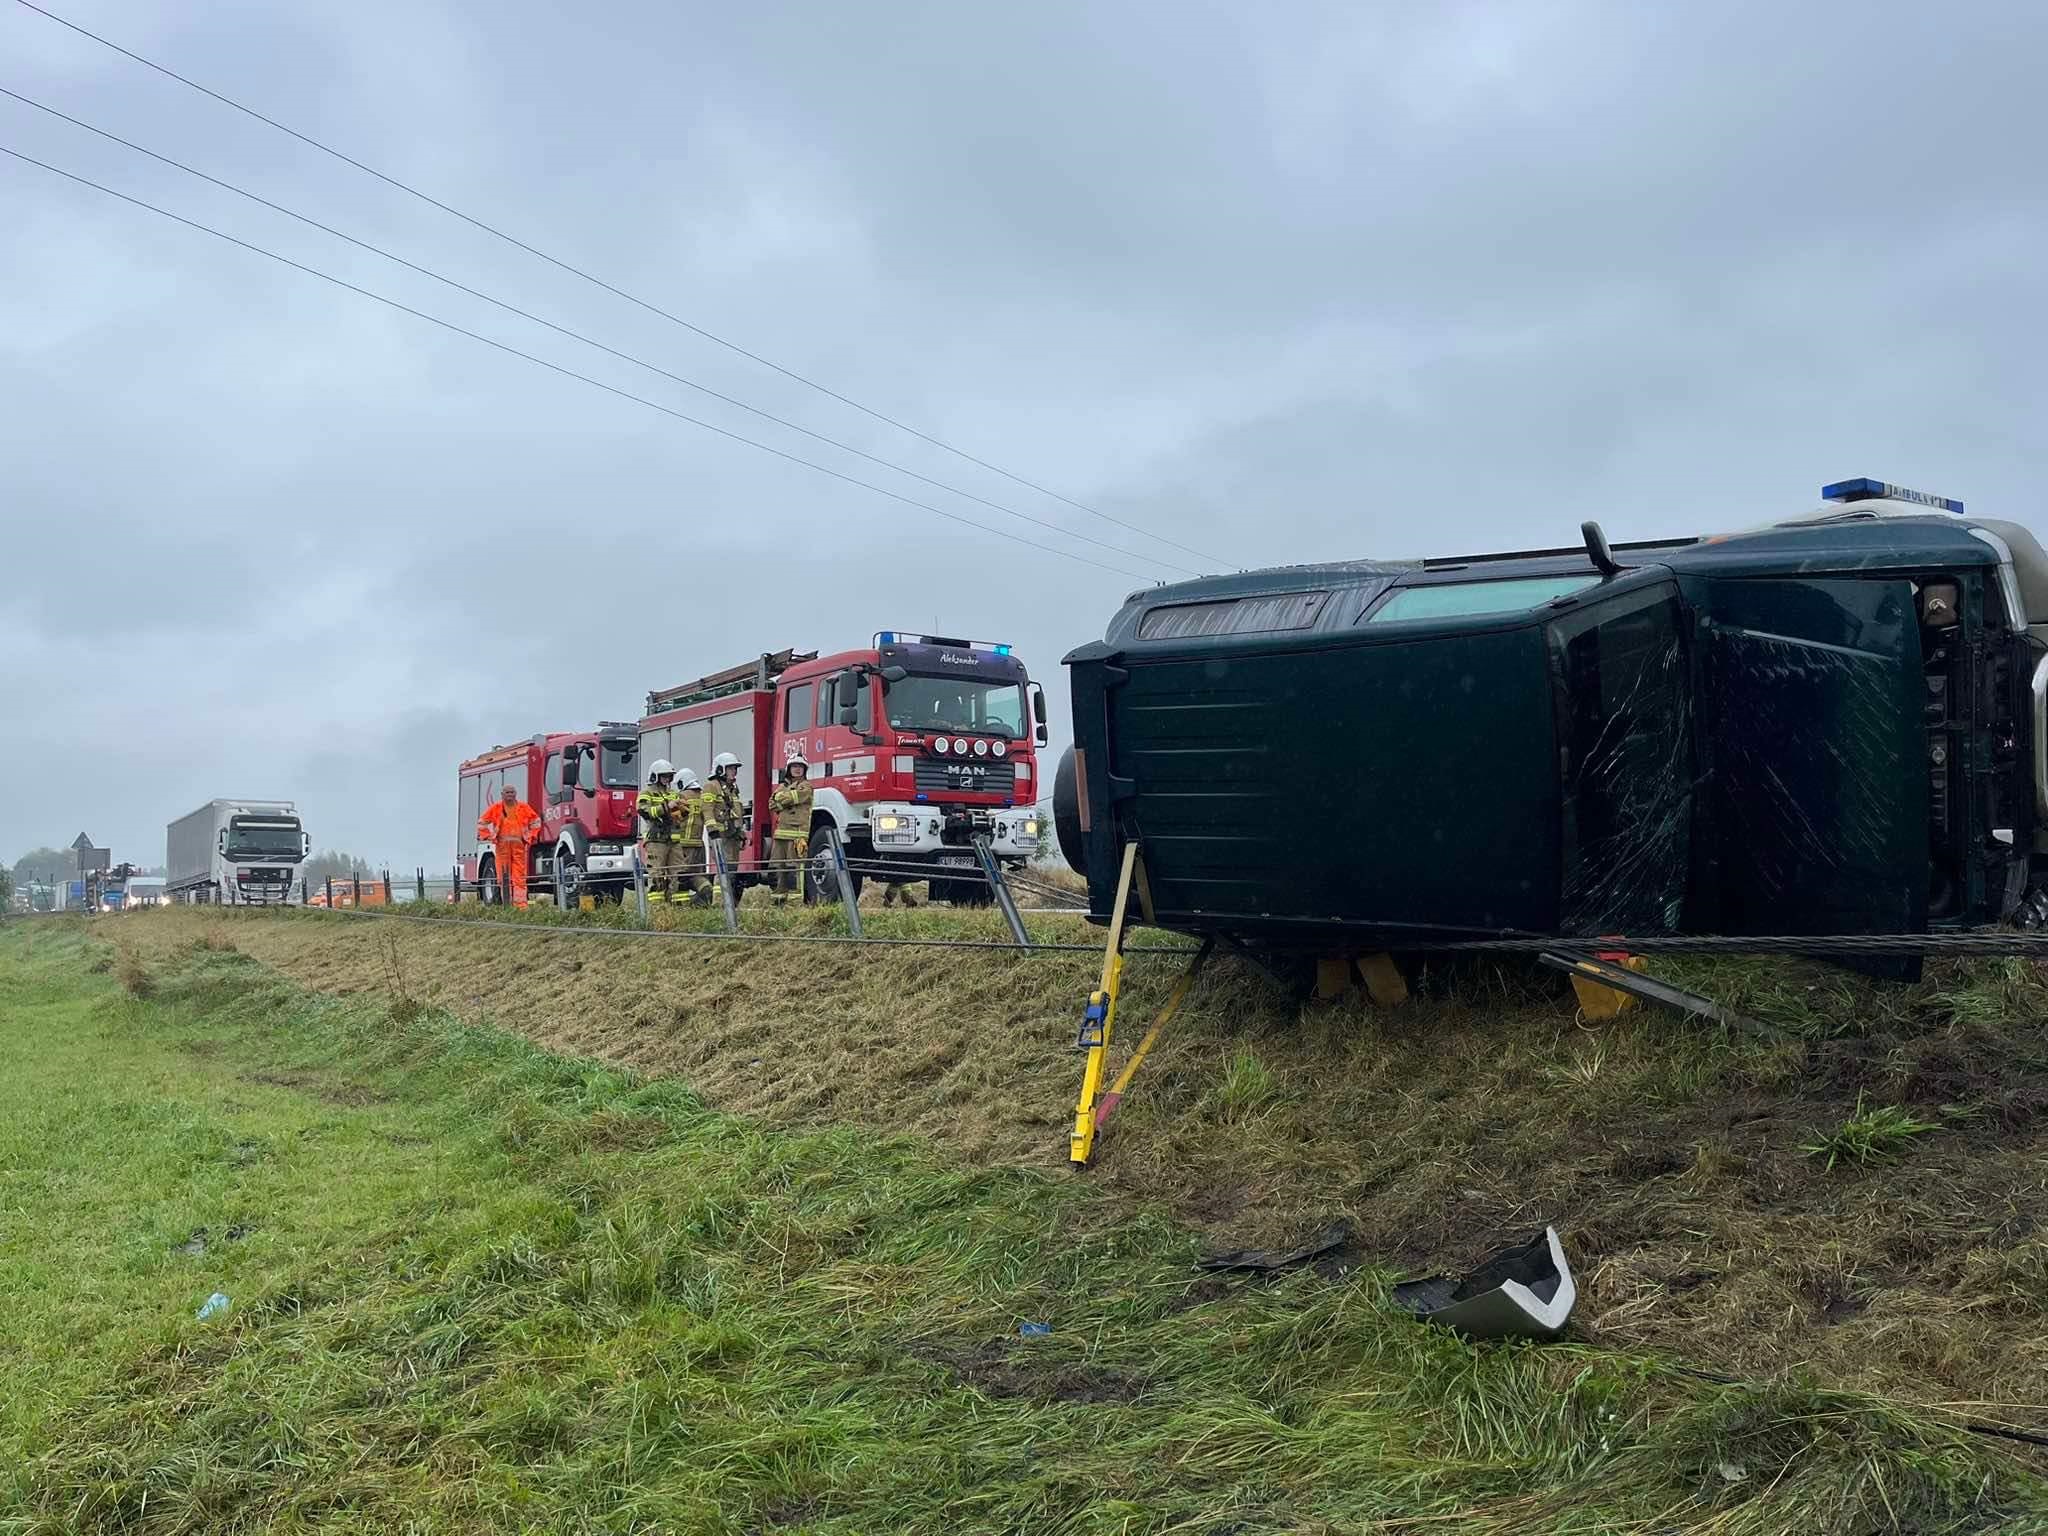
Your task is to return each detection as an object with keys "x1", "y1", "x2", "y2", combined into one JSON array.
[
  {"x1": 1197, "y1": 1219, "x2": 1351, "y2": 1274},
  {"x1": 1391, "y1": 1226, "x2": 1577, "y2": 1341}
]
